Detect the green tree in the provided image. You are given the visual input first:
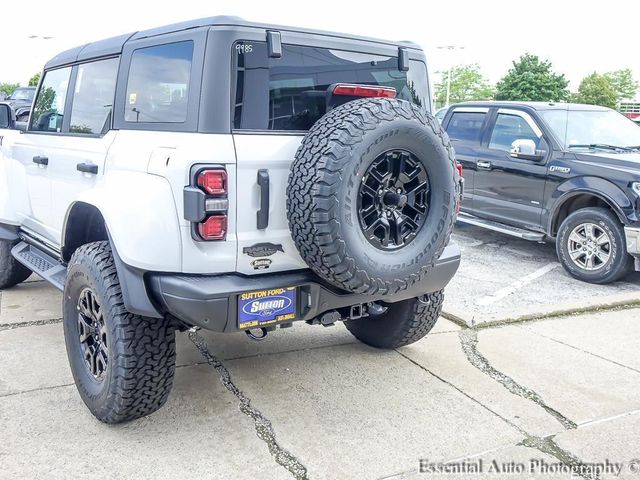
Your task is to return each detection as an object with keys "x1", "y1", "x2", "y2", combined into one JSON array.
[
  {"x1": 28, "y1": 72, "x2": 41, "y2": 87},
  {"x1": 603, "y1": 69, "x2": 637, "y2": 102},
  {"x1": 495, "y1": 53, "x2": 569, "y2": 102},
  {"x1": 573, "y1": 72, "x2": 618, "y2": 109},
  {"x1": 434, "y1": 64, "x2": 493, "y2": 106},
  {"x1": 0, "y1": 82, "x2": 20, "y2": 97}
]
